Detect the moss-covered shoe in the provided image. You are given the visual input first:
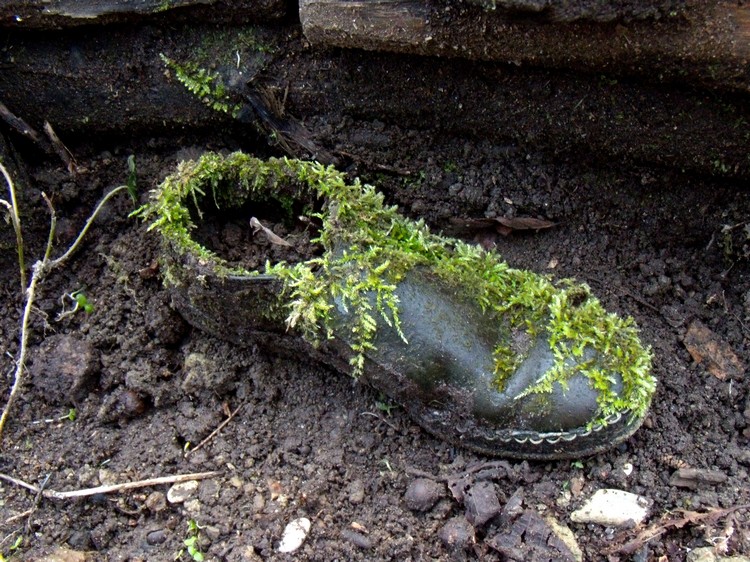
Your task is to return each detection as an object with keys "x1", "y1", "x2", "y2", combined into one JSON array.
[{"x1": 136, "y1": 152, "x2": 655, "y2": 460}]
